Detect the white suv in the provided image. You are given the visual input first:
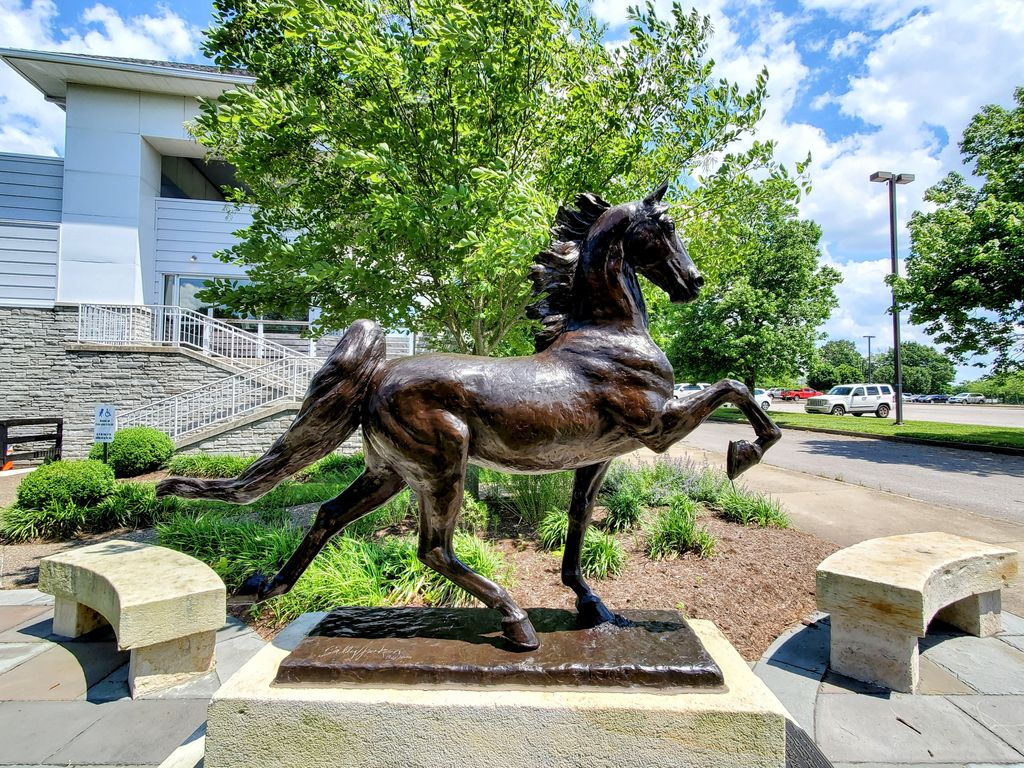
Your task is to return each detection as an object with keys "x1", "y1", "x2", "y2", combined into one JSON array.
[{"x1": 805, "y1": 383, "x2": 895, "y2": 418}]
